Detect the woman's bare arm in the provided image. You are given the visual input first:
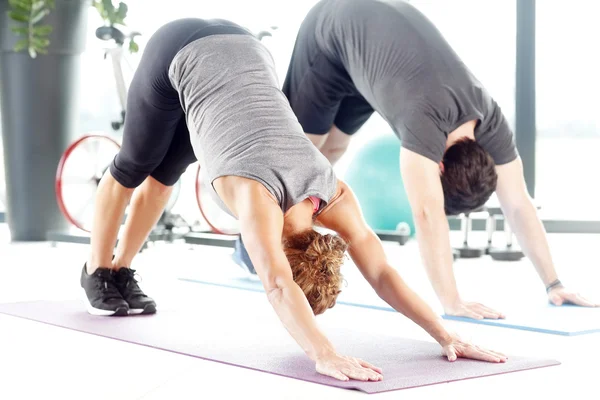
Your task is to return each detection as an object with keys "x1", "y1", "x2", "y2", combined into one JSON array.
[
  {"x1": 316, "y1": 181, "x2": 506, "y2": 363},
  {"x1": 228, "y1": 181, "x2": 383, "y2": 380}
]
